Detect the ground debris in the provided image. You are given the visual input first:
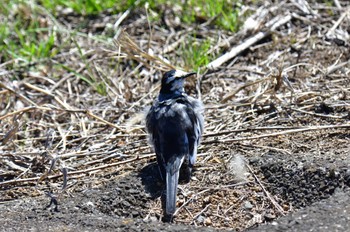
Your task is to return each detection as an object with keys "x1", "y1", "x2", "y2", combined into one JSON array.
[{"x1": 1, "y1": 0, "x2": 350, "y2": 231}]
